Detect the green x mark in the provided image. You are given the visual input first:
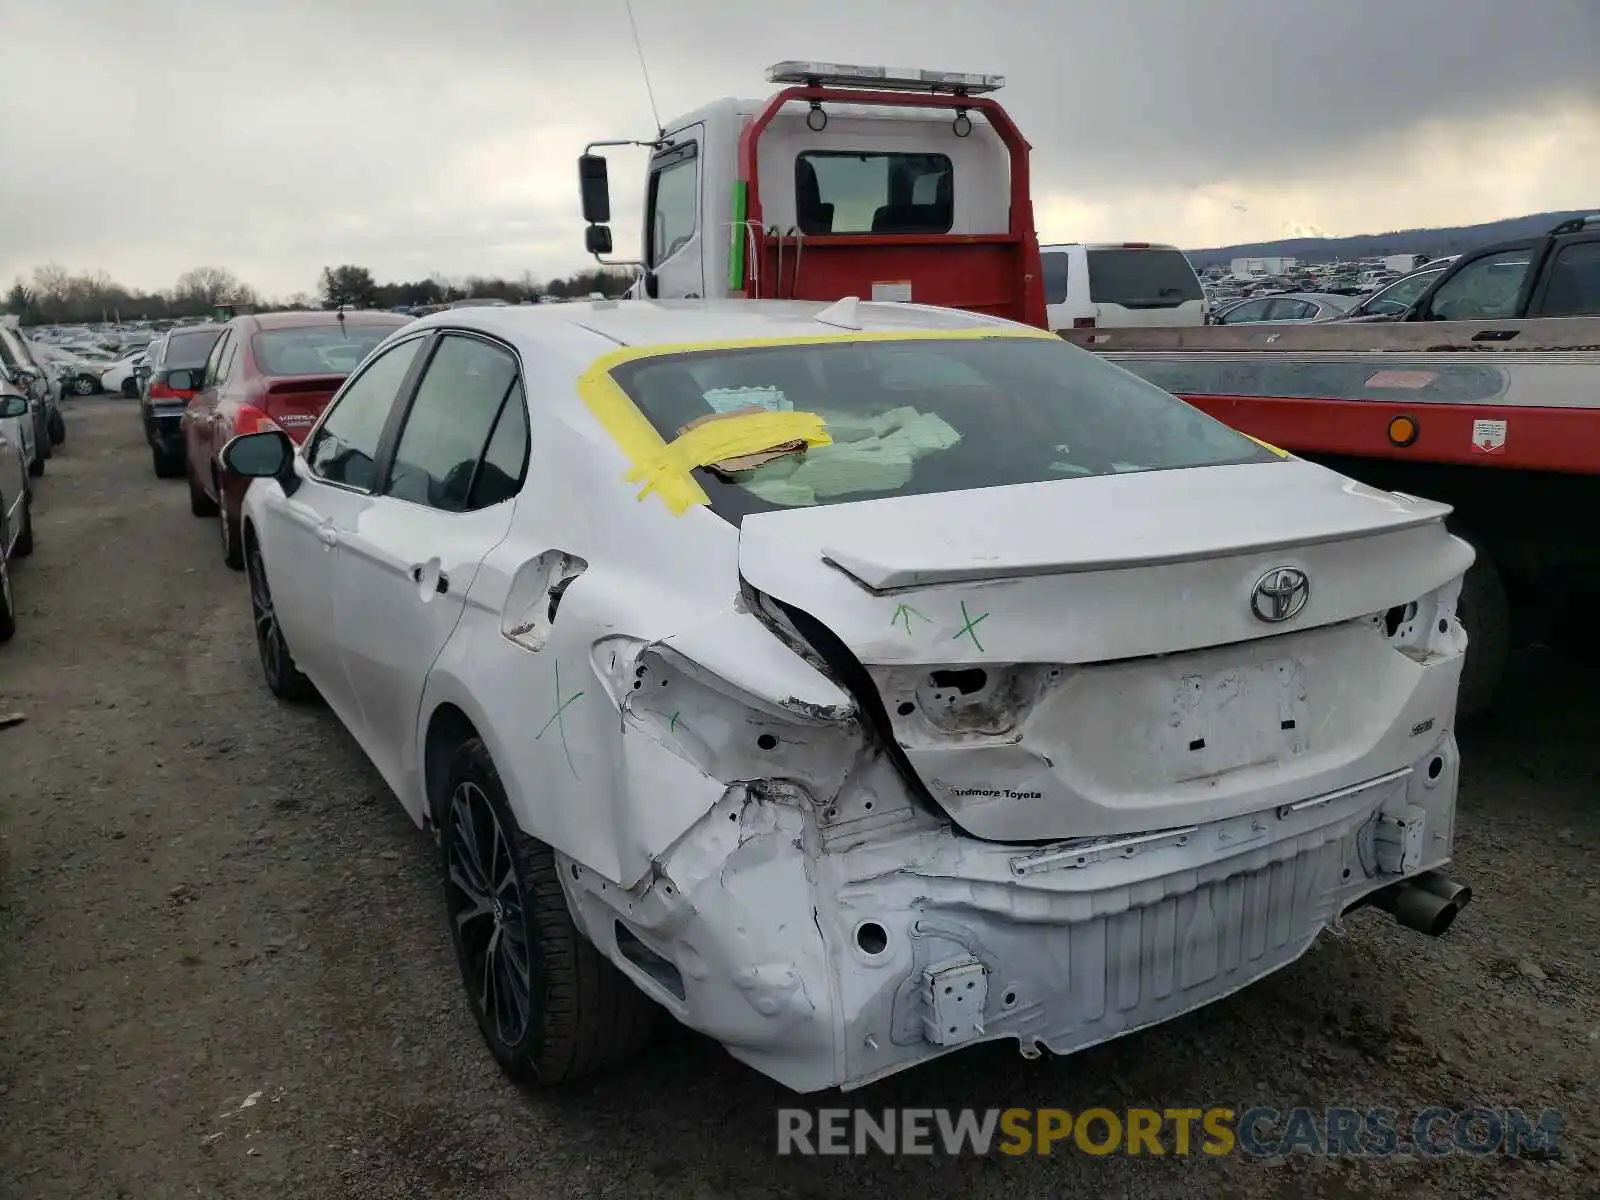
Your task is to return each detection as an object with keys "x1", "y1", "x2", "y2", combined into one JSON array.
[
  {"x1": 535, "y1": 659, "x2": 584, "y2": 778},
  {"x1": 952, "y1": 600, "x2": 990, "y2": 651},
  {"x1": 890, "y1": 603, "x2": 931, "y2": 634}
]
